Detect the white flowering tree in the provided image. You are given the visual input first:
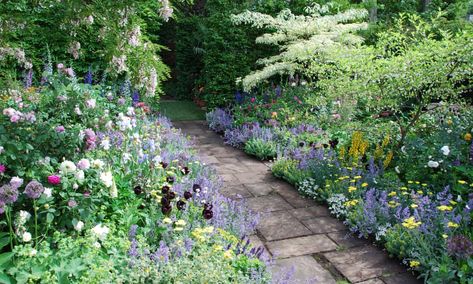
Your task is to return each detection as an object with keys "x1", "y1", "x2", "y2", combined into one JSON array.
[{"x1": 231, "y1": 4, "x2": 368, "y2": 91}]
